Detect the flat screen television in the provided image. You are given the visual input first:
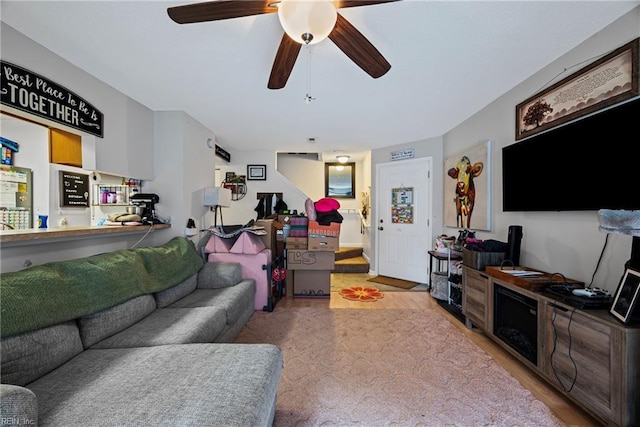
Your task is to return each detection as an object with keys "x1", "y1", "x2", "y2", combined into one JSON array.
[{"x1": 502, "y1": 97, "x2": 640, "y2": 212}]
